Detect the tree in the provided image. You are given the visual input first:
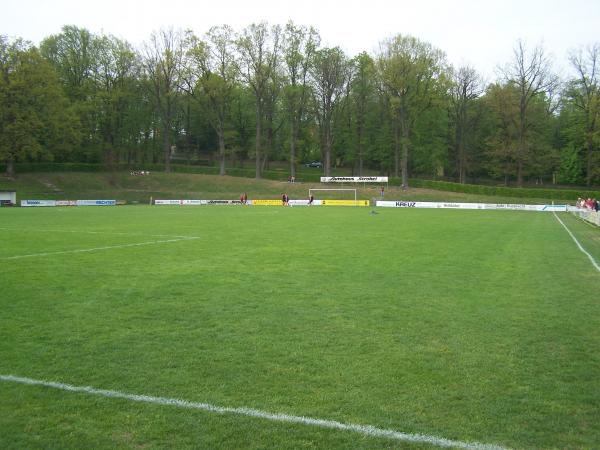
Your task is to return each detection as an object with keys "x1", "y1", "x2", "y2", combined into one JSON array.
[
  {"x1": 90, "y1": 34, "x2": 141, "y2": 167},
  {"x1": 501, "y1": 40, "x2": 559, "y2": 186},
  {"x1": 282, "y1": 22, "x2": 319, "y2": 177},
  {"x1": 349, "y1": 52, "x2": 377, "y2": 175},
  {"x1": 0, "y1": 37, "x2": 79, "y2": 176},
  {"x1": 310, "y1": 47, "x2": 351, "y2": 176},
  {"x1": 235, "y1": 22, "x2": 281, "y2": 179},
  {"x1": 377, "y1": 35, "x2": 447, "y2": 187},
  {"x1": 449, "y1": 66, "x2": 484, "y2": 183},
  {"x1": 567, "y1": 44, "x2": 600, "y2": 185},
  {"x1": 184, "y1": 26, "x2": 237, "y2": 175},
  {"x1": 141, "y1": 28, "x2": 187, "y2": 172}
]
